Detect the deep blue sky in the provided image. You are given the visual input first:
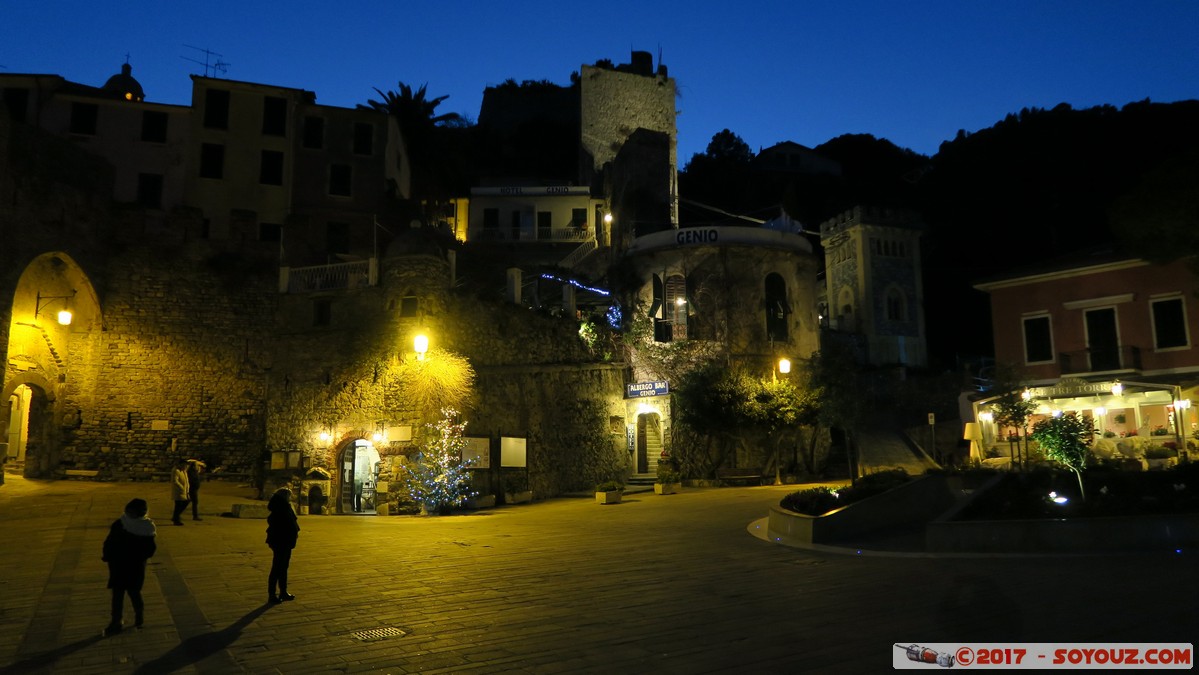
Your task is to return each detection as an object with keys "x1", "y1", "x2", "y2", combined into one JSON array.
[{"x1": 3, "y1": 1, "x2": 1196, "y2": 161}]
